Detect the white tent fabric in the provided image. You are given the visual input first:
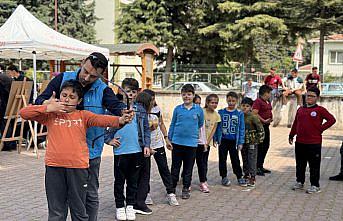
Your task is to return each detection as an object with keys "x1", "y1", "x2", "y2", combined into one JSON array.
[{"x1": 0, "y1": 5, "x2": 109, "y2": 60}]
